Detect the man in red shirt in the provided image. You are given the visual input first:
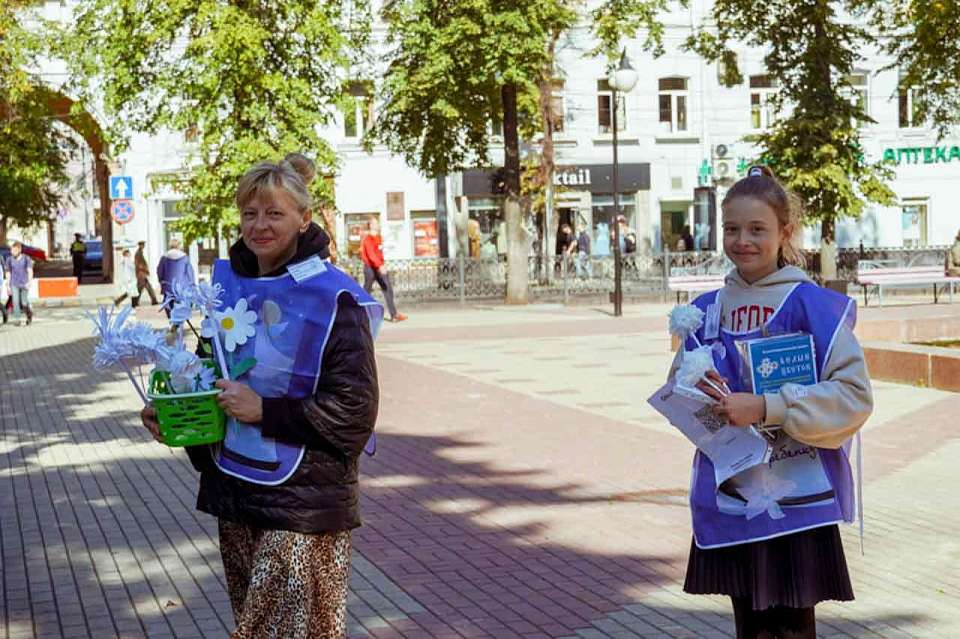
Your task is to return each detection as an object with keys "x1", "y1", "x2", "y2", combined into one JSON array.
[{"x1": 360, "y1": 216, "x2": 407, "y2": 322}]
